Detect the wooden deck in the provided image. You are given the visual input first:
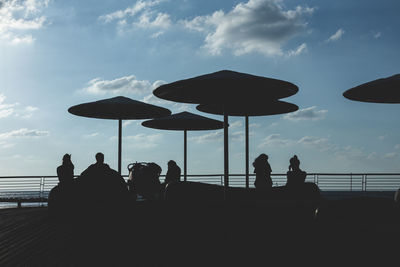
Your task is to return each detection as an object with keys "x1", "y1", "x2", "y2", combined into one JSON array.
[{"x1": 0, "y1": 199, "x2": 399, "y2": 266}]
